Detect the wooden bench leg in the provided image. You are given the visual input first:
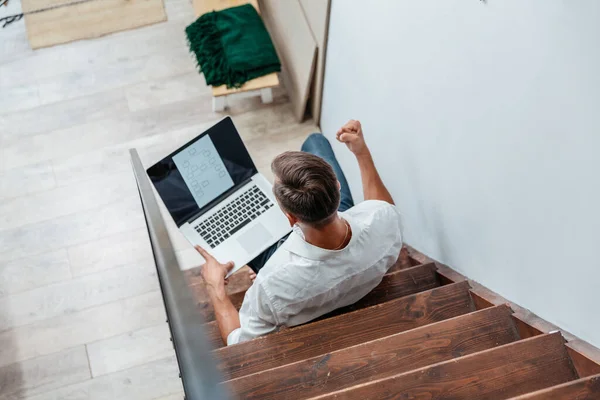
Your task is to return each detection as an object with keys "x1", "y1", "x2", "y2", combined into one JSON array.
[
  {"x1": 260, "y1": 88, "x2": 273, "y2": 104},
  {"x1": 213, "y1": 96, "x2": 226, "y2": 112}
]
